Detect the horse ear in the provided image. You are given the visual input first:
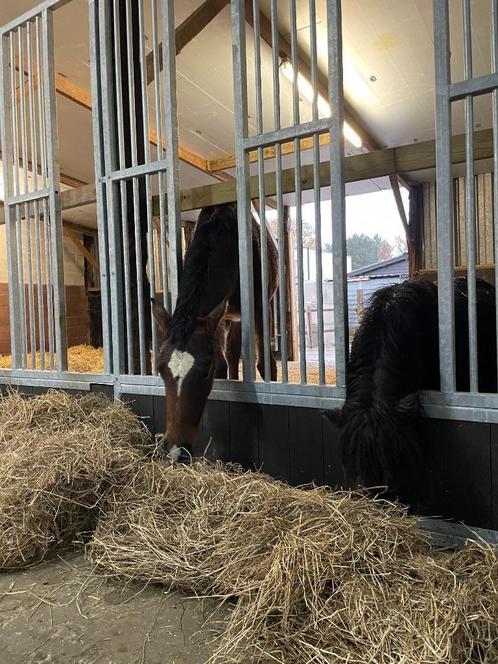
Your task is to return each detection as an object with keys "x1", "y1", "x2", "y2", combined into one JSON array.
[
  {"x1": 200, "y1": 298, "x2": 227, "y2": 336},
  {"x1": 151, "y1": 298, "x2": 171, "y2": 339}
]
